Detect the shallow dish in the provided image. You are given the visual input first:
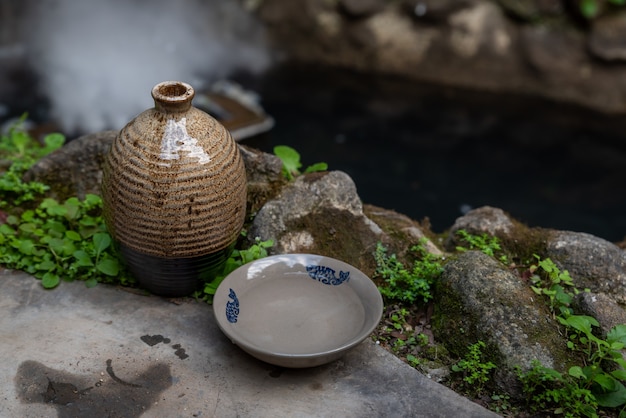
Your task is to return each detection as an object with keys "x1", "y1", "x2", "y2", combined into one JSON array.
[{"x1": 213, "y1": 254, "x2": 383, "y2": 368}]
